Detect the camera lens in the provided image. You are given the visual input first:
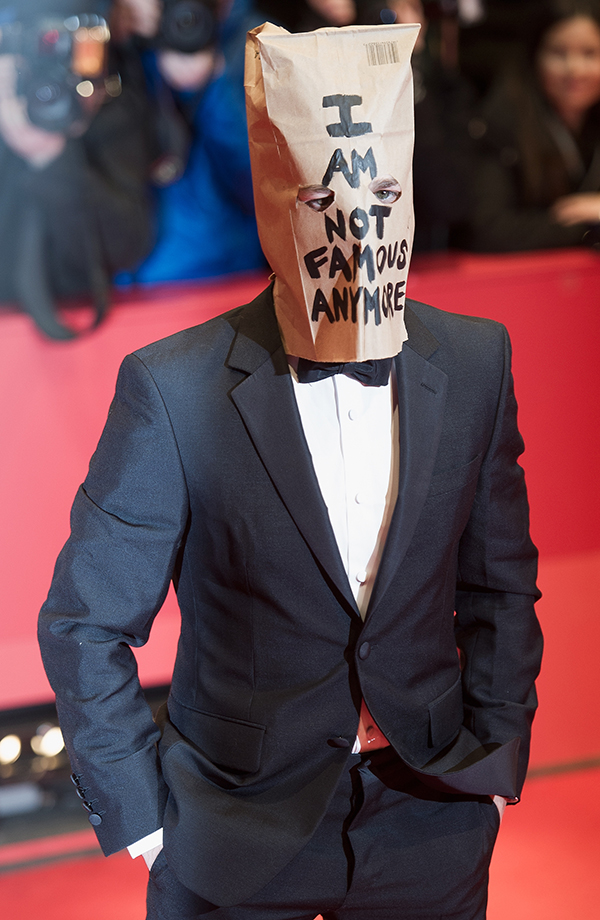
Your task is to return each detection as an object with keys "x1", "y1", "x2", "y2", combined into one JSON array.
[
  {"x1": 27, "y1": 75, "x2": 79, "y2": 132},
  {"x1": 159, "y1": 0, "x2": 217, "y2": 54},
  {"x1": 35, "y1": 83, "x2": 60, "y2": 103}
]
